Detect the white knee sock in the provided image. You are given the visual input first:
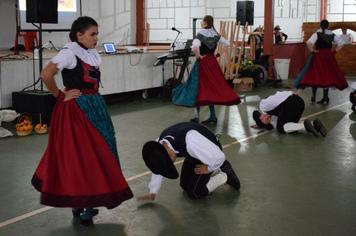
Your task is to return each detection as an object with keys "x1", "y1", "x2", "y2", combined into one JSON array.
[
  {"x1": 211, "y1": 168, "x2": 221, "y2": 177},
  {"x1": 194, "y1": 108, "x2": 199, "y2": 118},
  {"x1": 283, "y1": 121, "x2": 304, "y2": 133},
  {"x1": 206, "y1": 172, "x2": 227, "y2": 193}
]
